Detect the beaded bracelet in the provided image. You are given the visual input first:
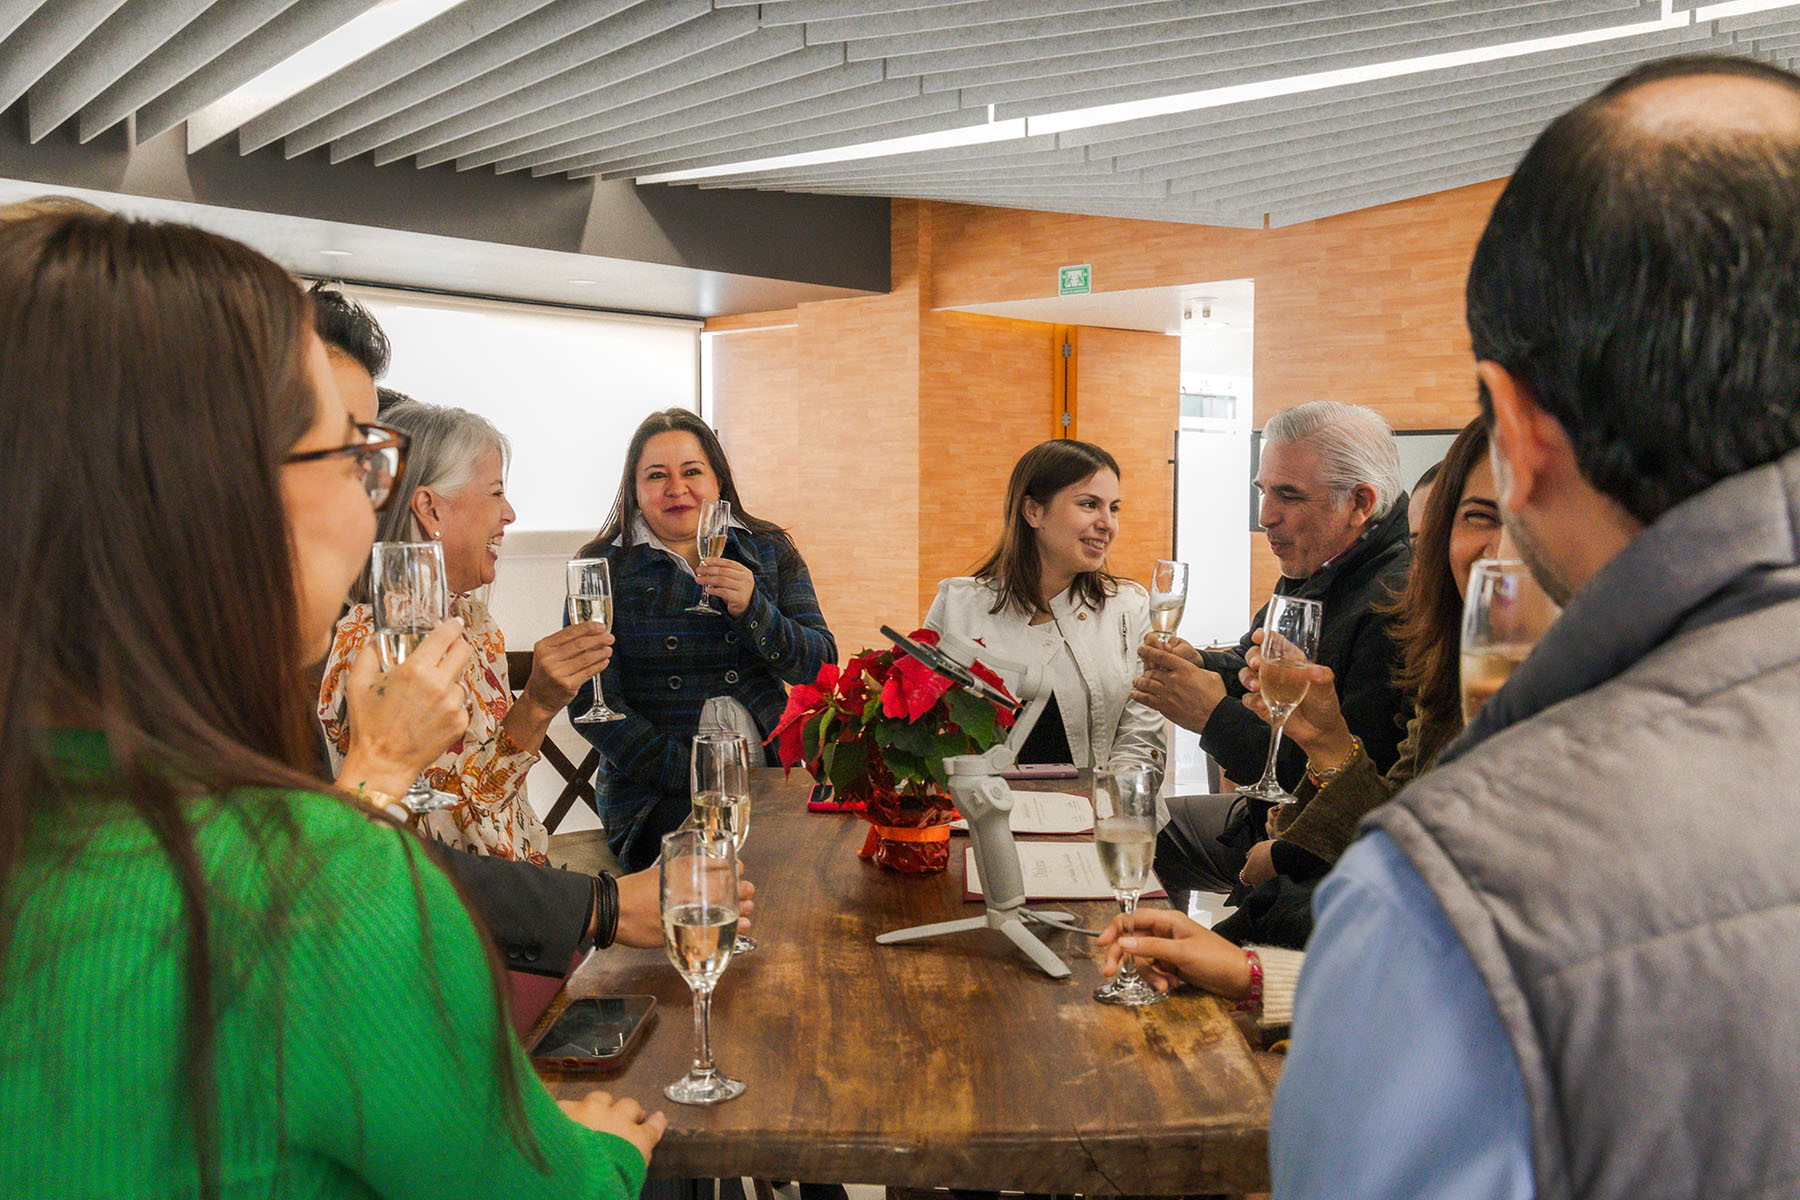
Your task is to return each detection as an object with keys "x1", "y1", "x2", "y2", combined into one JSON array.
[
  {"x1": 1238, "y1": 949, "x2": 1264, "y2": 1013},
  {"x1": 1305, "y1": 735, "x2": 1363, "y2": 788}
]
